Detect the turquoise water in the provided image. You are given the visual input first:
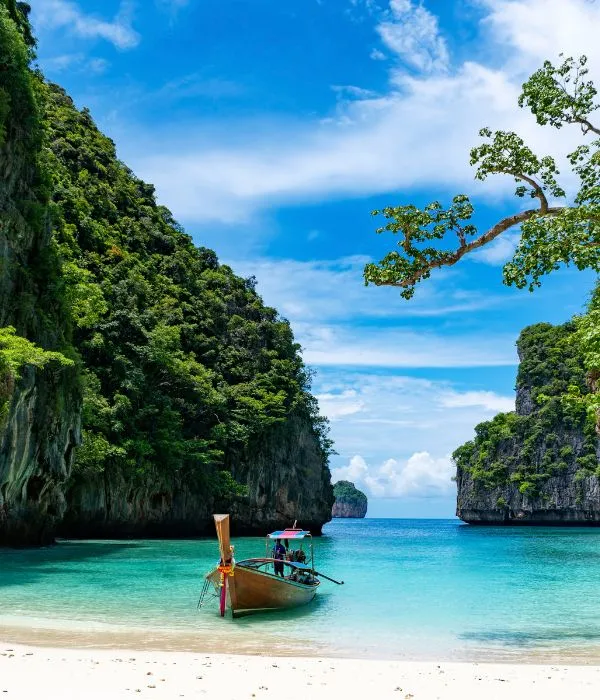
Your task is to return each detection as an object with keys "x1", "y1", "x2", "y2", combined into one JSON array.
[{"x1": 3, "y1": 519, "x2": 600, "y2": 661}]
